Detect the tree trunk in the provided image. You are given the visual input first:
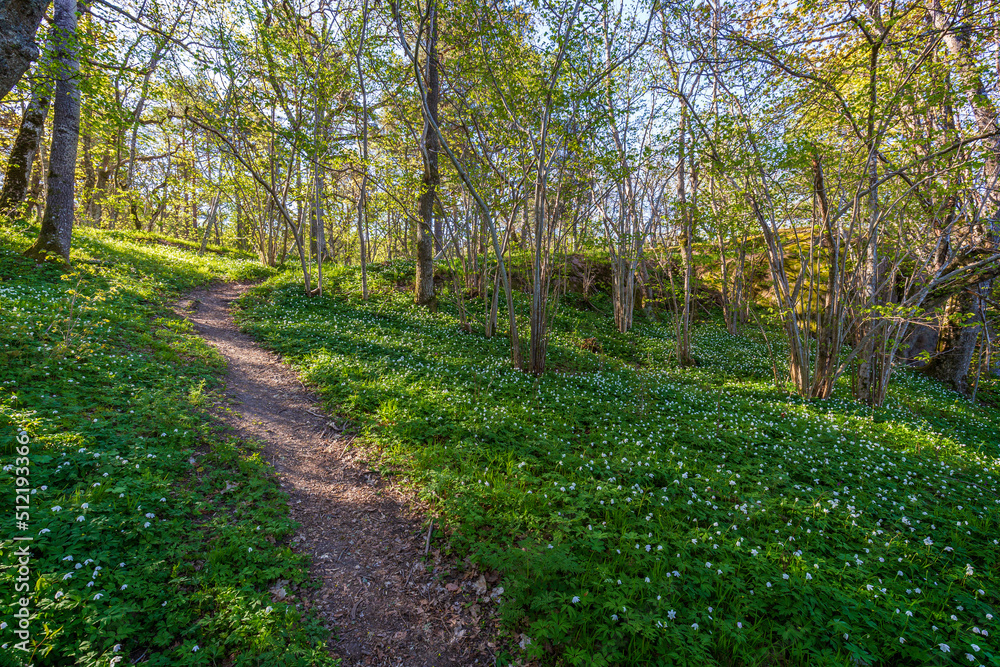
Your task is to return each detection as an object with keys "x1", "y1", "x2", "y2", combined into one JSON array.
[
  {"x1": 198, "y1": 191, "x2": 221, "y2": 255},
  {"x1": 313, "y1": 106, "x2": 325, "y2": 297},
  {"x1": 809, "y1": 153, "x2": 842, "y2": 399},
  {"x1": 25, "y1": 0, "x2": 78, "y2": 262},
  {"x1": 928, "y1": 0, "x2": 1000, "y2": 224},
  {"x1": 414, "y1": 1, "x2": 439, "y2": 306},
  {"x1": 0, "y1": 0, "x2": 49, "y2": 101},
  {"x1": 0, "y1": 71, "x2": 50, "y2": 216},
  {"x1": 676, "y1": 108, "x2": 695, "y2": 366},
  {"x1": 930, "y1": 288, "x2": 982, "y2": 393},
  {"x1": 853, "y1": 29, "x2": 886, "y2": 405},
  {"x1": 924, "y1": 0, "x2": 998, "y2": 393},
  {"x1": 27, "y1": 124, "x2": 46, "y2": 219},
  {"x1": 354, "y1": 0, "x2": 370, "y2": 300}
]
